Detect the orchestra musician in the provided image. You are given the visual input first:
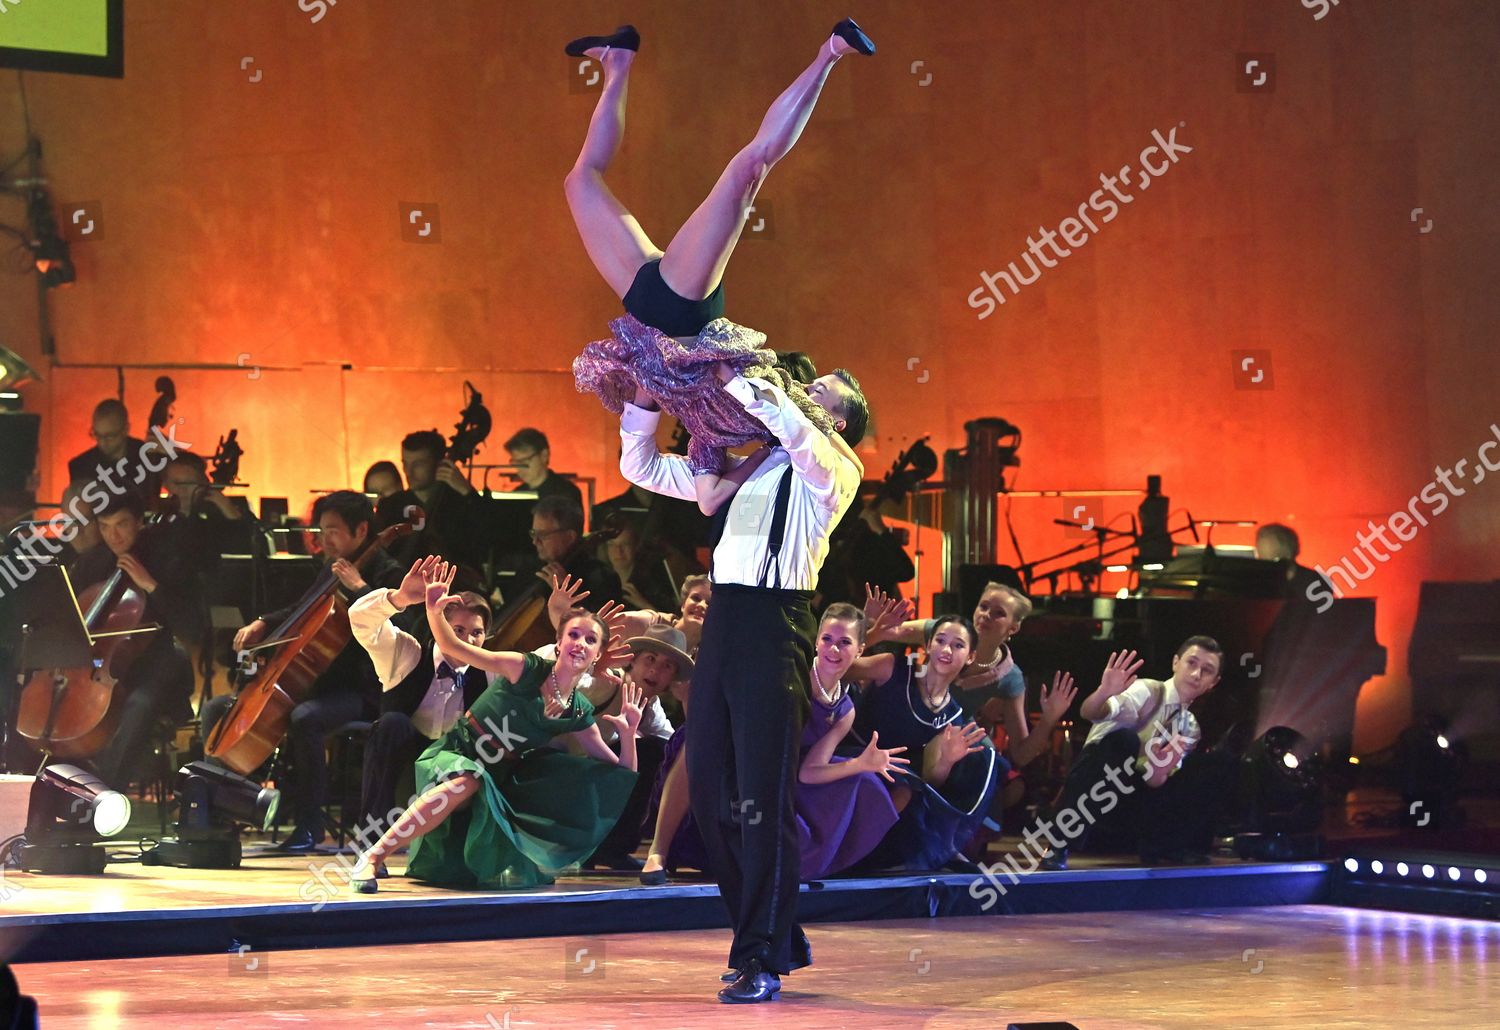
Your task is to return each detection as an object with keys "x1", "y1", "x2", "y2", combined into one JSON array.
[
  {"x1": 69, "y1": 492, "x2": 199, "y2": 790},
  {"x1": 204, "y1": 490, "x2": 403, "y2": 851},
  {"x1": 66, "y1": 399, "x2": 161, "y2": 504}
]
